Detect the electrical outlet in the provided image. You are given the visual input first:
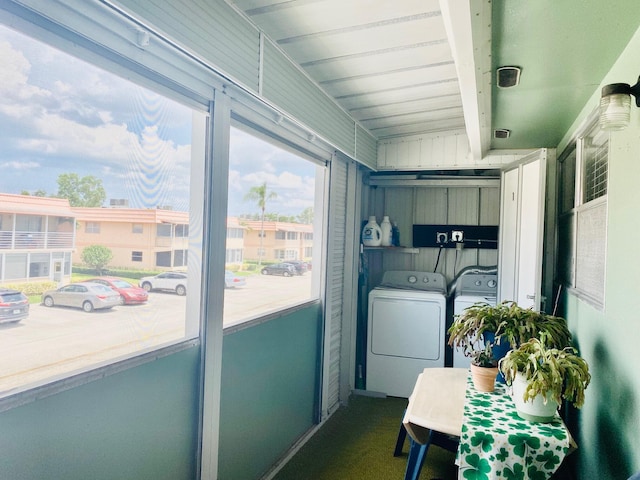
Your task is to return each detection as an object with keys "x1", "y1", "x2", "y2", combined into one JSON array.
[
  {"x1": 452, "y1": 230, "x2": 464, "y2": 242},
  {"x1": 436, "y1": 232, "x2": 448, "y2": 244}
]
